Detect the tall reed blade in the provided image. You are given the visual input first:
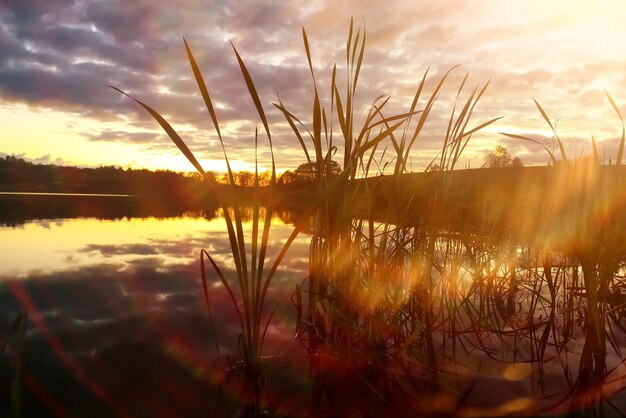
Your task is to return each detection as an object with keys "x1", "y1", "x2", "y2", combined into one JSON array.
[
  {"x1": 183, "y1": 38, "x2": 239, "y2": 184},
  {"x1": 273, "y1": 99, "x2": 313, "y2": 165},
  {"x1": 604, "y1": 90, "x2": 625, "y2": 165},
  {"x1": 108, "y1": 86, "x2": 205, "y2": 175},
  {"x1": 231, "y1": 43, "x2": 272, "y2": 150},
  {"x1": 534, "y1": 98, "x2": 568, "y2": 162},
  {"x1": 499, "y1": 132, "x2": 557, "y2": 165},
  {"x1": 591, "y1": 134, "x2": 599, "y2": 163}
]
